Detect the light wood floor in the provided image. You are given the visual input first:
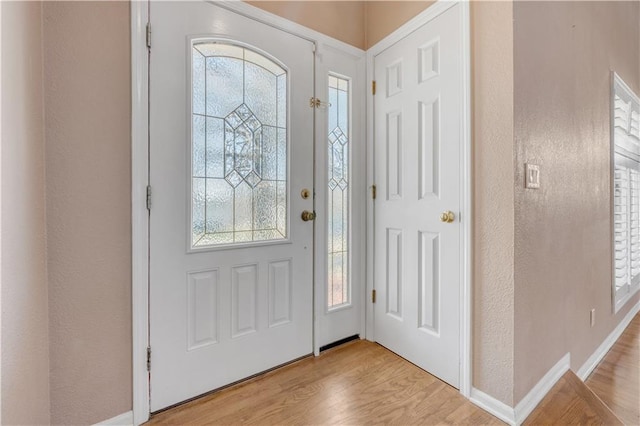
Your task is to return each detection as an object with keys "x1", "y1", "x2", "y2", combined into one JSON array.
[
  {"x1": 149, "y1": 315, "x2": 639, "y2": 425},
  {"x1": 525, "y1": 313, "x2": 639, "y2": 425},
  {"x1": 585, "y1": 313, "x2": 639, "y2": 425},
  {"x1": 524, "y1": 370, "x2": 623, "y2": 426},
  {"x1": 148, "y1": 340, "x2": 502, "y2": 425}
]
